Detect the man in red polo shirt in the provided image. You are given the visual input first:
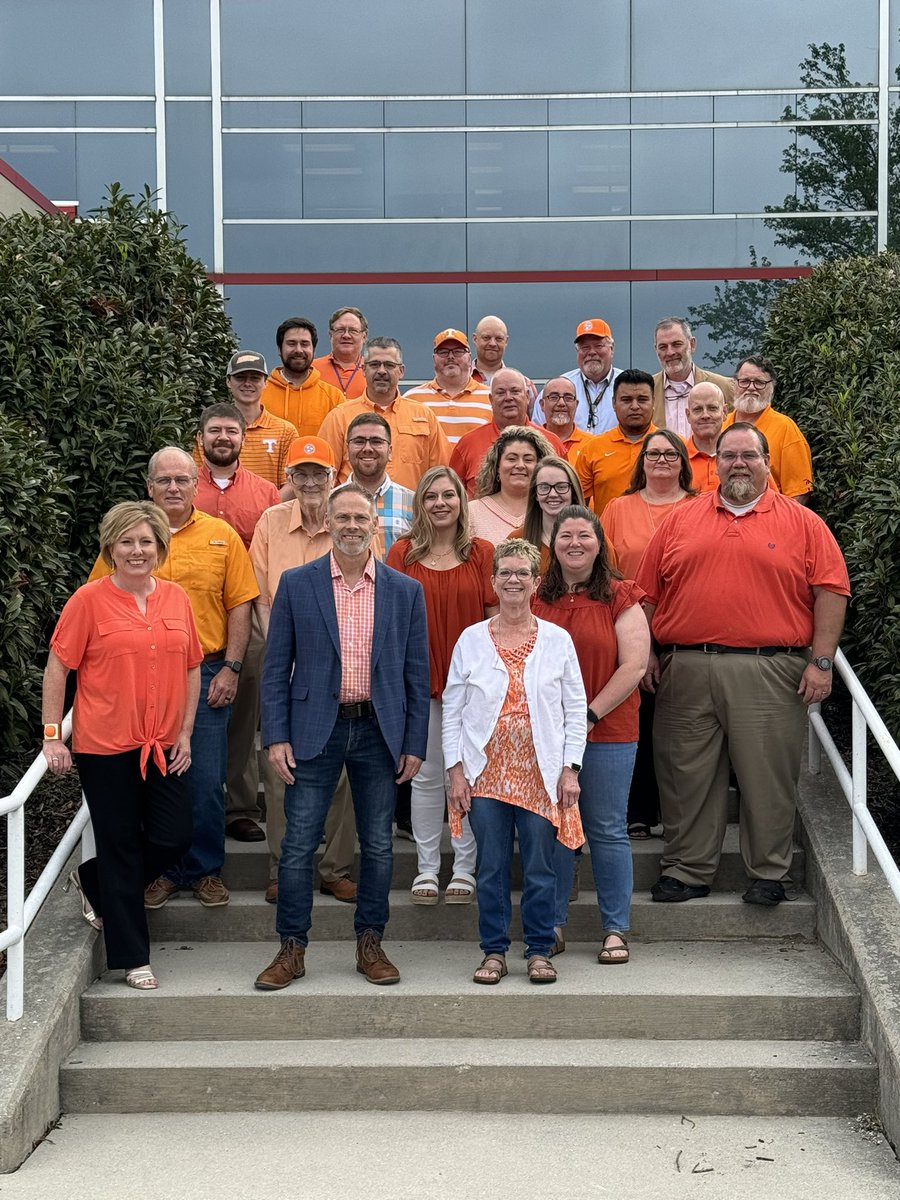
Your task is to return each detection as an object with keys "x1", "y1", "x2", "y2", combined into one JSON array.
[
  {"x1": 637, "y1": 422, "x2": 849, "y2": 906},
  {"x1": 449, "y1": 368, "x2": 565, "y2": 495}
]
